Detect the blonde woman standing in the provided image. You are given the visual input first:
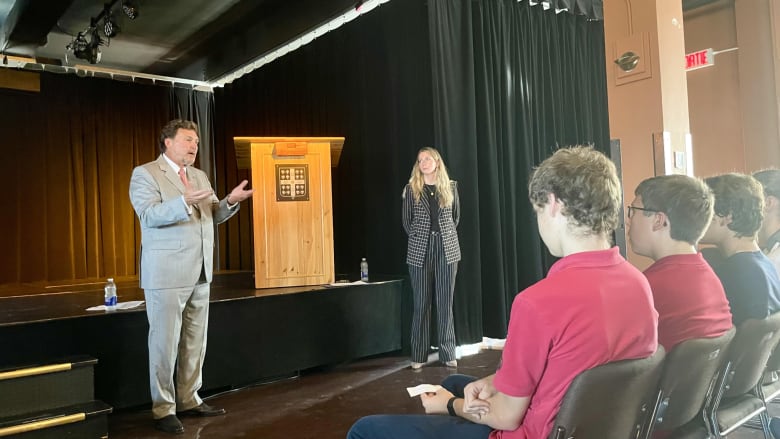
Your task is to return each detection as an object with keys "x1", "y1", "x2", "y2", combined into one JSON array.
[{"x1": 402, "y1": 147, "x2": 461, "y2": 370}]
